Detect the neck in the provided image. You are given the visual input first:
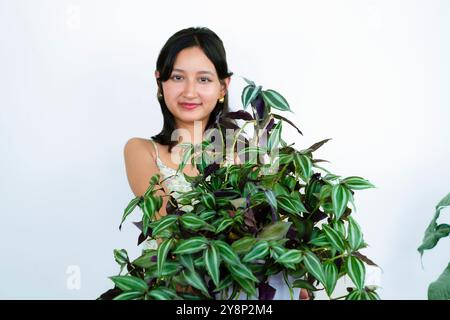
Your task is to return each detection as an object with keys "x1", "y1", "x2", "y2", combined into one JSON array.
[{"x1": 174, "y1": 118, "x2": 208, "y2": 145}]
